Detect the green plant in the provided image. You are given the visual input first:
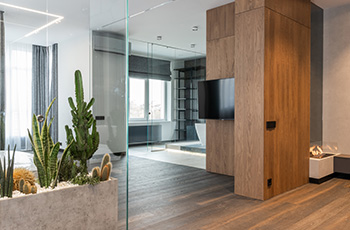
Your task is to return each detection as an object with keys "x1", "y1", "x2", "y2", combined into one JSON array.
[
  {"x1": 70, "y1": 173, "x2": 100, "y2": 186},
  {"x1": 91, "y1": 153, "x2": 112, "y2": 182},
  {"x1": 28, "y1": 98, "x2": 72, "y2": 188},
  {"x1": 58, "y1": 153, "x2": 78, "y2": 182},
  {"x1": 0, "y1": 145, "x2": 16, "y2": 198},
  {"x1": 65, "y1": 70, "x2": 100, "y2": 174}
]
